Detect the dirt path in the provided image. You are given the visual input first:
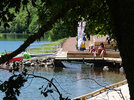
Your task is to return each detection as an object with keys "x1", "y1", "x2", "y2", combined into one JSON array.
[{"x1": 62, "y1": 37, "x2": 77, "y2": 51}]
